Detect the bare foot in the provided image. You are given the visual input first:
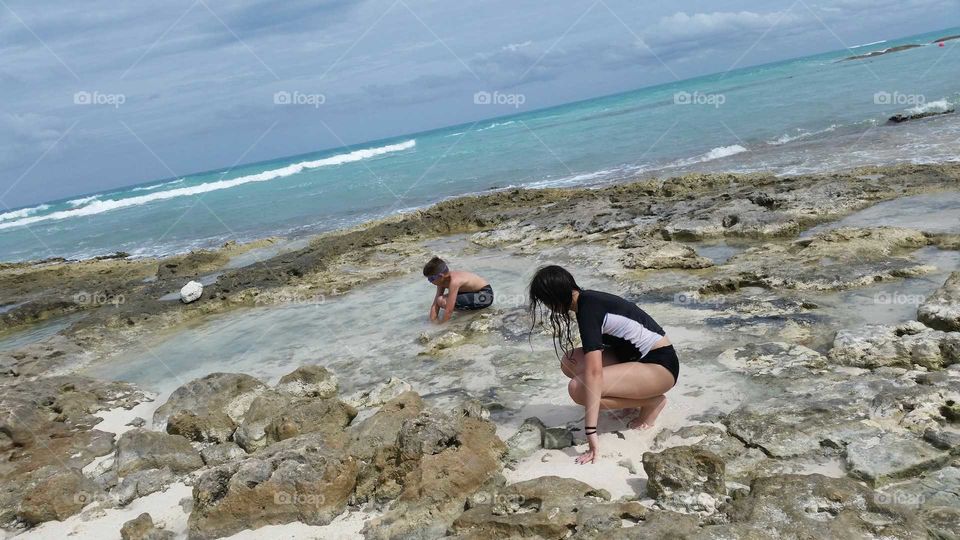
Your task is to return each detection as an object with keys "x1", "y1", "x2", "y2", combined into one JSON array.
[{"x1": 628, "y1": 396, "x2": 667, "y2": 430}]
